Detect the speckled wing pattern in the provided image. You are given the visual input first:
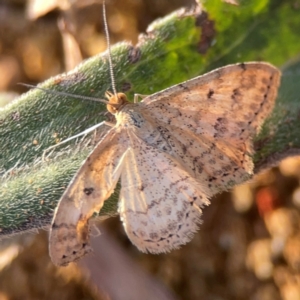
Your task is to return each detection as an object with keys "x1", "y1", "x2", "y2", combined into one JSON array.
[
  {"x1": 49, "y1": 128, "x2": 128, "y2": 266},
  {"x1": 140, "y1": 62, "x2": 280, "y2": 193},
  {"x1": 49, "y1": 62, "x2": 280, "y2": 265},
  {"x1": 119, "y1": 131, "x2": 210, "y2": 253}
]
